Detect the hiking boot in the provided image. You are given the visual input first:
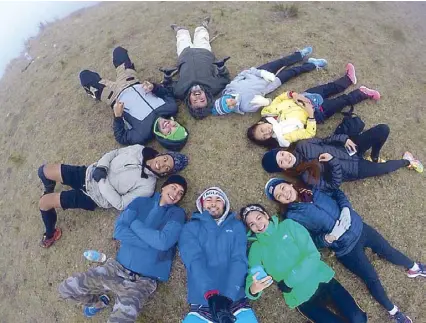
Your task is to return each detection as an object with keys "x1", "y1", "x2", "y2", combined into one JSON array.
[
  {"x1": 40, "y1": 228, "x2": 62, "y2": 248},
  {"x1": 407, "y1": 263, "x2": 426, "y2": 278},
  {"x1": 360, "y1": 86, "x2": 380, "y2": 100},
  {"x1": 201, "y1": 16, "x2": 211, "y2": 29},
  {"x1": 170, "y1": 24, "x2": 184, "y2": 32},
  {"x1": 83, "y1": 294, "x2": 110, "y2": 318},
  {"x1": 391, "y1": 311, "x2": 412, "y2": 323},
  {"x1": 346, "y1": 63, "x2": 357, "y2": 85},
  {"x1": 307, "y1": 58, "x2": 328, "y2": 69},
  {"x1": 403, "y1": 151, "x2": 424, "y2": 173},
  {"x1": 299, "y1": 46, "x2": 313, "y2": 58}
]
